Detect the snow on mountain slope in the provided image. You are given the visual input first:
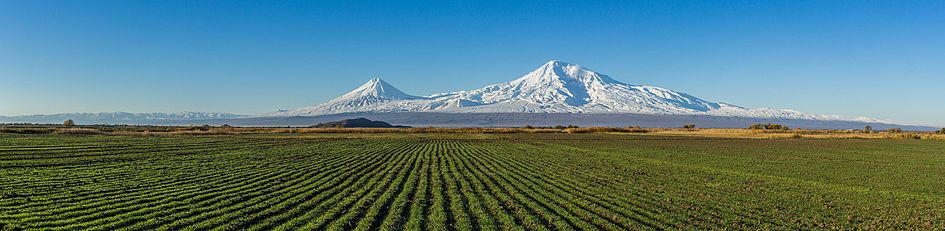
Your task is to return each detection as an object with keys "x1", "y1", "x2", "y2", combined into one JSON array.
[
  {"x1": 426, "y1": 61, "x2": 721, "y2": 114},
  {"x1": 275, "y1": 60, "x2": 878, "y2": 122}
]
